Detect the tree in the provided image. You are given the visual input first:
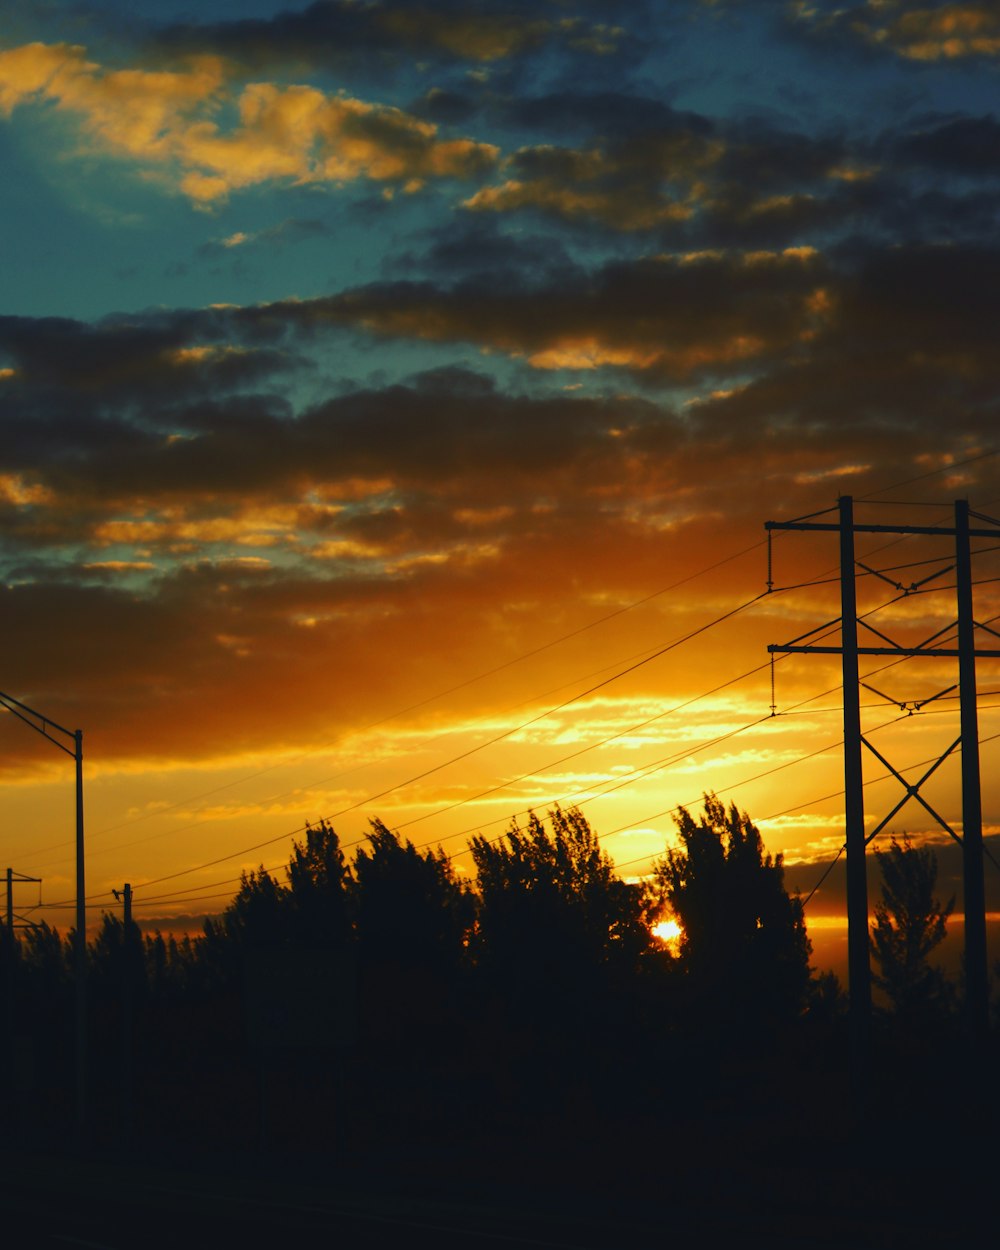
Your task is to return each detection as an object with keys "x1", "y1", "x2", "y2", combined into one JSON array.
[
  {"x1": 353, "y1": 820, "x2": 474, "y2": 1064},
  {"x1": 285, "y1": 819, "x2": 354, "y2": 950},
  {"x1": 203, "y1": 862, "x2": 288, "y2": 945},
  {"x1": 652, "y1": 793, "x2": 812, "y2": 1025},
  {"x1": 89, "y1": 911, "x2": 146, "y2": 1004},
  {"x1": 470, "y1": 805, "x2": 650, "y2": 989},
  {"x1": 468, "y1": 806, "x2": 652, "y2": 1113},
  {"x1": 869, "y1": 833, "x2": 954, "y2": 1022},
  {"x1": 354, "y1": 819, "x2": 473, "y2": 971}
]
